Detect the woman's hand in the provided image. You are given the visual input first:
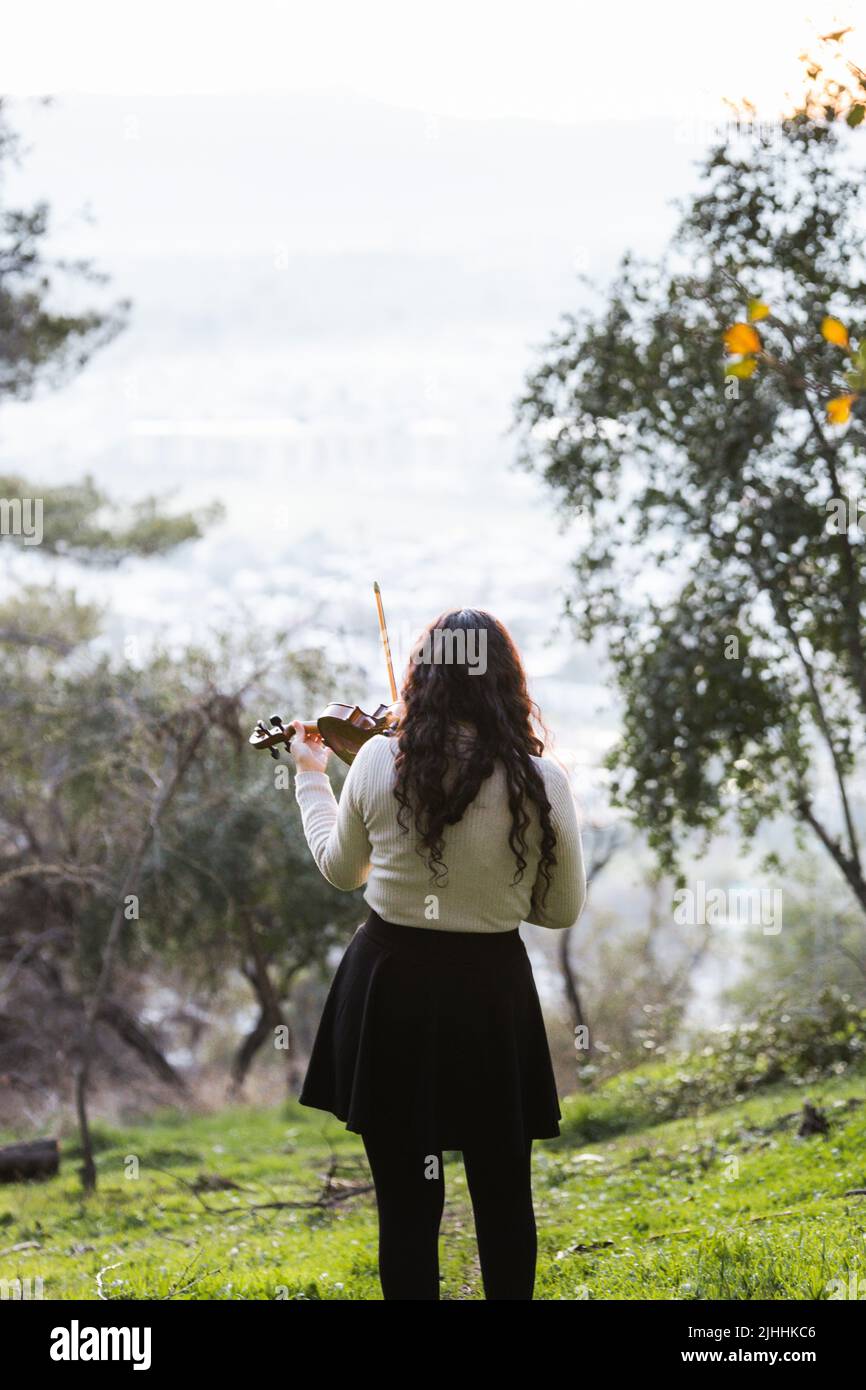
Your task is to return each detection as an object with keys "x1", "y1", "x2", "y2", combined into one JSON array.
[{"x1": 289, "y1": 721, "x2": 331, "y2": 773}]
